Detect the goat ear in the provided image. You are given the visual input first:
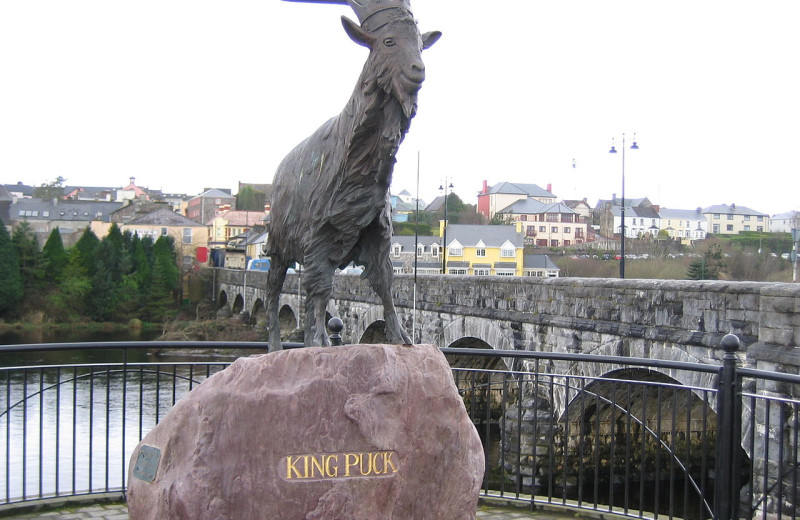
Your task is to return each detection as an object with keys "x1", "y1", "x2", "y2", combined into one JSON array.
[
  {"x1": 421, "y1": 30, "x2": 442, "y2": 50},
  {"x1": 342, "y1": 16, "x2": 374, "y2": 48}
]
